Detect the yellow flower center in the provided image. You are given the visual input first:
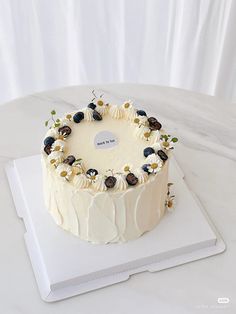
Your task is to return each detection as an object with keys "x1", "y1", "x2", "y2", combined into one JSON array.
[
  {"x1": 54, "y1": 145, "x2": 61, "y2": 151},
  {"x1": 124, "y1": 166, "x2": 130, "y2": 172},
  {"x1": 58, "y1": 135, "x2": 65, "y2": 140},
  {"x1": 66, "y1": 114, "x2": 72, "y2": 120},
  {"x1": 60, "y1": 171, "x2": 68, "y2": 177},
  {"x1": 97, "y1": 100, "x2": 104, "y2": 106},
  {"x1": 144, "y1": 132, "x2": 151, "y2": 138},
  {"x1": 162, "y1": 141, "x2": 169, "y2": 147},
  {"x1": 134, "y1": 118, "x2": 140, "y2": 124},
  {"x1": 124, "y1": 103, "x2": 130, "y2": 108},
  {"x1": 168, "y1": 200, "x2": 173, "y2": 207},
  {"x1": 90, "y1": 175, "x2": 96, "y2": 180},
  {"x1": 151, "y1": 163, "x2": 158, "y2": 169},
  {"x1": 50, "y1": 159, "x2": 56, "y2": 164}
]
